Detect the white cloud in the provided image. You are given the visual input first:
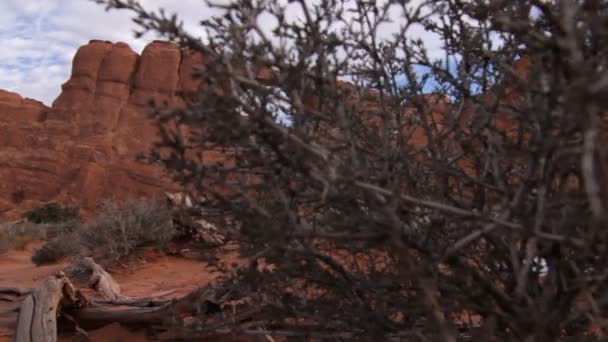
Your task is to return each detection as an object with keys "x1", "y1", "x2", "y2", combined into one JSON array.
[
  {"x1": 0, "y1": 0, "x2": 445, "y2": 106},
  {"x1": 0, "y1": 0, "x2": 207, "y2": 105}
]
